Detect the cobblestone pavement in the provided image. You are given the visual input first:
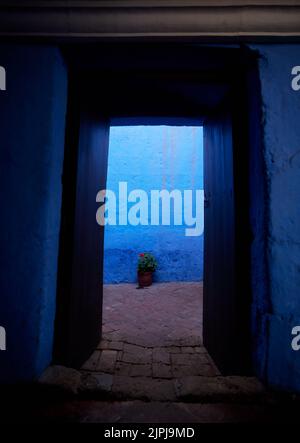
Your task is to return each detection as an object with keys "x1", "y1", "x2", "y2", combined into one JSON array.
[
  {"x1": 82, "y1": 283, "x2": 217, "y2": 379},
  {"x1": 39, "y1": 283, "x2": 266, "y2": 405},
  {"x1": 80, "y1": 283, "x2": 224, "y2": 400}
]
